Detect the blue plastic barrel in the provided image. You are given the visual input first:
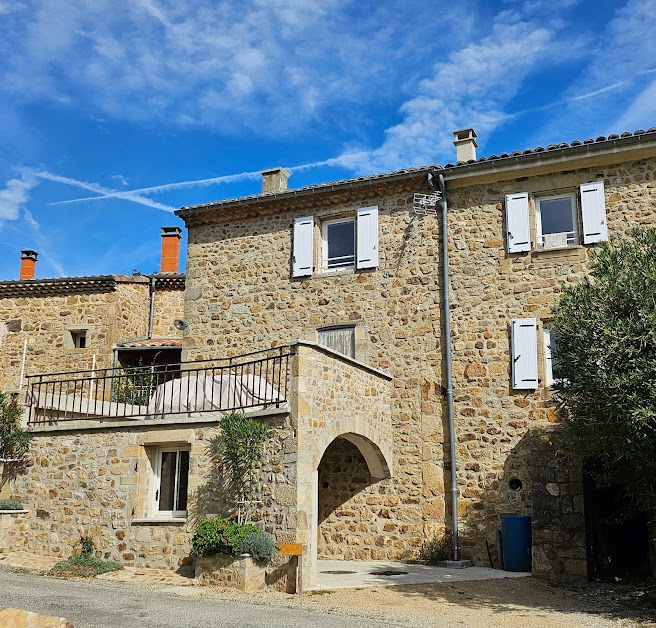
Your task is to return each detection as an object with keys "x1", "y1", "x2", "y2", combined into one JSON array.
[{"x1": 501, "y1": 515, "x2": 532, "y2": 572}]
